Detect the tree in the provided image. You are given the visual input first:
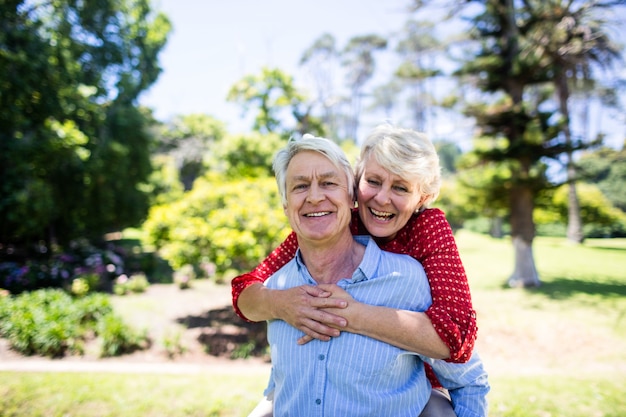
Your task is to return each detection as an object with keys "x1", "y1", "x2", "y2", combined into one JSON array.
[
  {"x1": 523, "y1": 0, "x2": 624, "y2": 243},
  {"x1": 341, "y1": 34, "x2": 388, "y2": 140},
  {"x1": 299, "y1": 33, "x2": 342, "y2": 138},
  {"x1": 394, "y1": 19, "x2": 444, "y2": 132},
  {"x1": 155, "y1": 114, "x2": 226, "y2": 190},
  {"x1": 577, "y1": 144, "x2": 626, "y2": 212},
  {"x1": 412, "y1": 0, "x2": 624, "y2": 287},
  {"x1": 0, "y1": 0, "x2": 171, "y2": 250},
  {"x1": 227, "y1": 67, "x2": 324, "y2": 137}
]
